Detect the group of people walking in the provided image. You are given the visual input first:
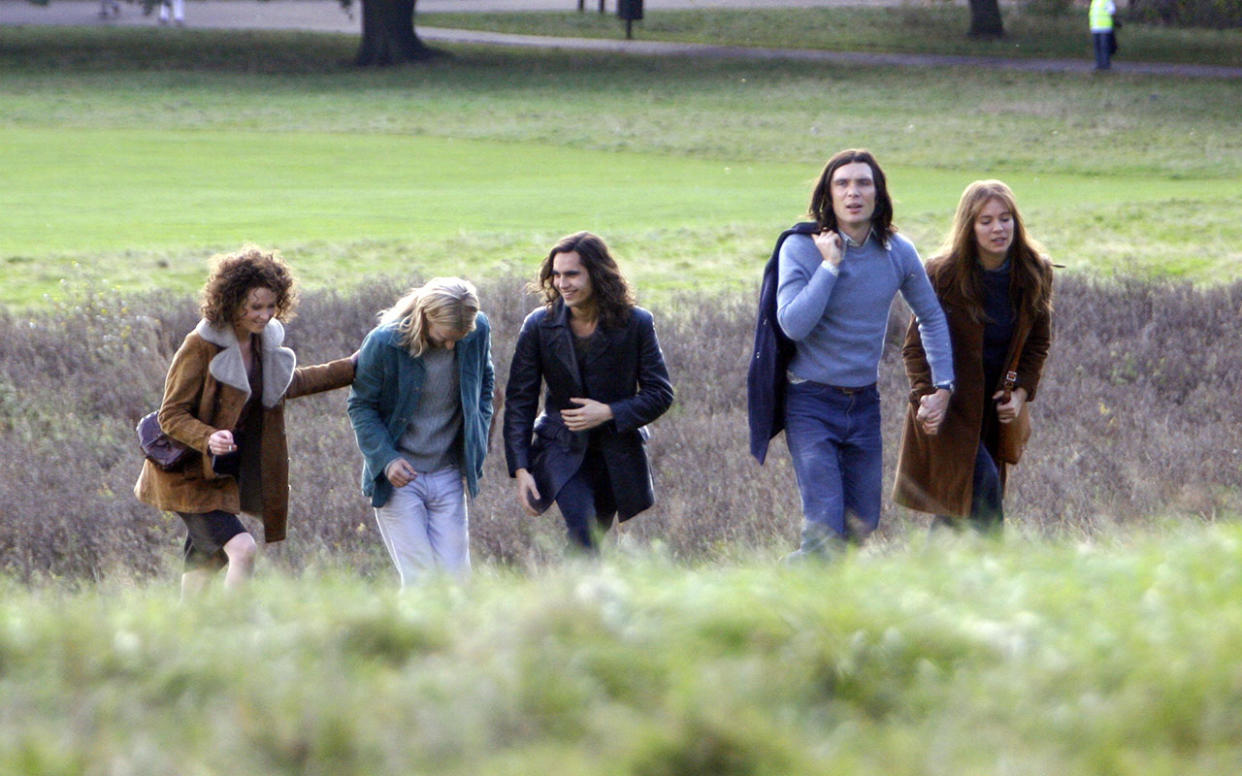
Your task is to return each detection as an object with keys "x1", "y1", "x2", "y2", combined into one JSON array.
[
  {"x1": 134, "y1": 147, "x2": 1052, "y2": 594},
  {"x1": 134, "y1": 232, "x2": 674, "y2": 595}
]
